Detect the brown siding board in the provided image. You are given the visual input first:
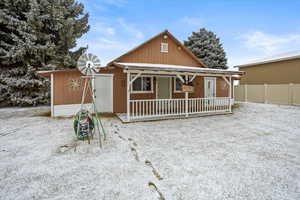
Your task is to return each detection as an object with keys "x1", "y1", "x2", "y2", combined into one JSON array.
[
  {"x1": 118, "y1": 34, "x2": 202, "y2": 67},
  {"x1": 216, "y1": 77, "x2": 229, "y2": 97},
  {"x1": 53, "y1": 71, "x2": 92, "y2": 105}
]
